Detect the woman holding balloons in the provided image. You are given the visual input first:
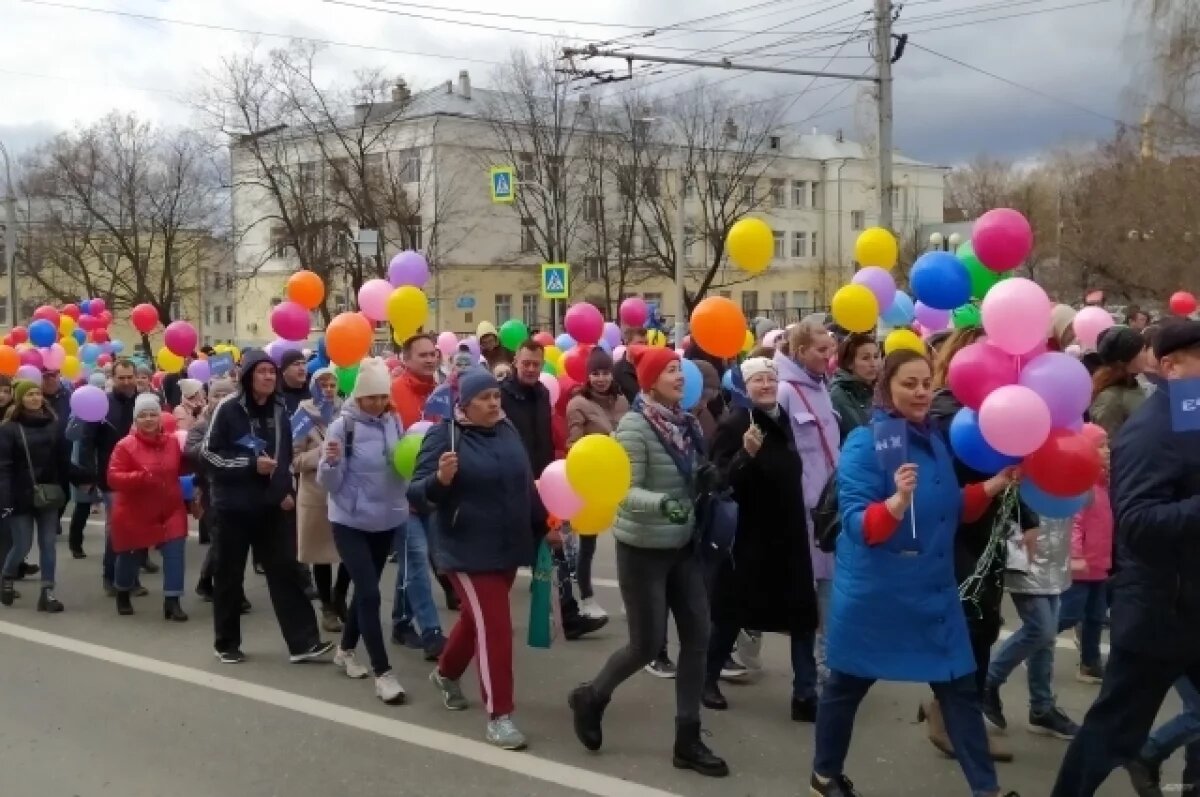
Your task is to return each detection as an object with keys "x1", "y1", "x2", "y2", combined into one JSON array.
[{"x1": 1087, "y1": 325, "x2": 1147, "y2": 439}]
